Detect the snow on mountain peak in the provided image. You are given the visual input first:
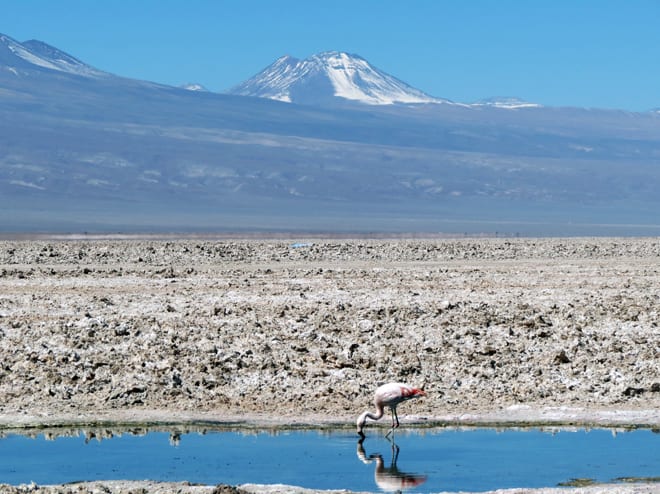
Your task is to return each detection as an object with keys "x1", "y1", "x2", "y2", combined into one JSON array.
[
  {"x1": 228, "y1": 51, "x2": 449, "y2": 106},
  {"x1": 180, "y1": 82, "x2": 209, "y2": 92},
  {"x1": 0, "y1": 34, "x2": 107, "y2": 78},
  {"x1": 471, "y1": 96, "x2": 541, "y2": 109}
]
